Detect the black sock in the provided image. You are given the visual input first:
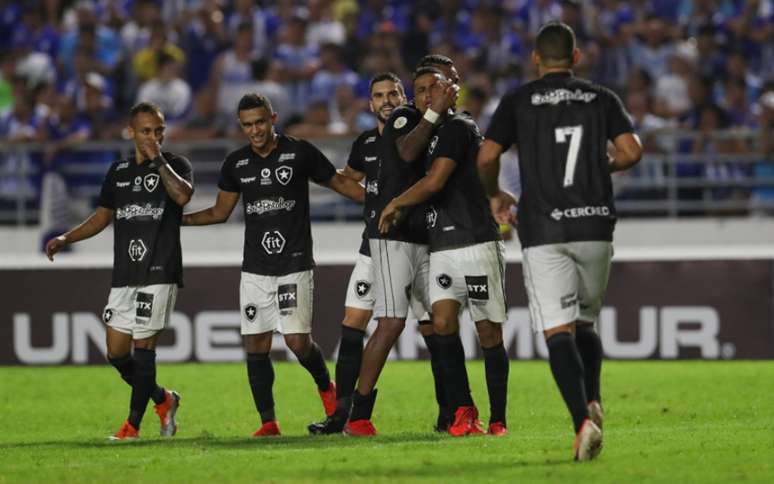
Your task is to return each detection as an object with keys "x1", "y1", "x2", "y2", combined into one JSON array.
[
  {"x1": 483, "y1": 343, "x2": 509, "y2": 426},
  {"x1": 128, "y1": 348, "x2": 158, "y2": 430},
  {"x1": 335, "y1": 326, "x2": 365, "y2": 413},
  {"x1": 422, "y1": 332, "x2": 448, "y2": 412},
  {"x1": 298, "y1": 342, "x2": 331, "y2": 391},
  {"x1": 247, "y1": 352, "x2": 276, "y2": 423},
  {"x1": 435, "y1": 333, "x2": 473, "y2": 410},
  {"x1": 349, "y1": 389, "x2": 378, "y2": 421},
  {"x1": 546, "y1": 332, "x2": 589, "y2": 433},
  {"x1": 109, "y1": 355, "x2": 167, "y2": 405},
  {"x1": 575, "y1": 324, "x2": 603, "y2": 403}
]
